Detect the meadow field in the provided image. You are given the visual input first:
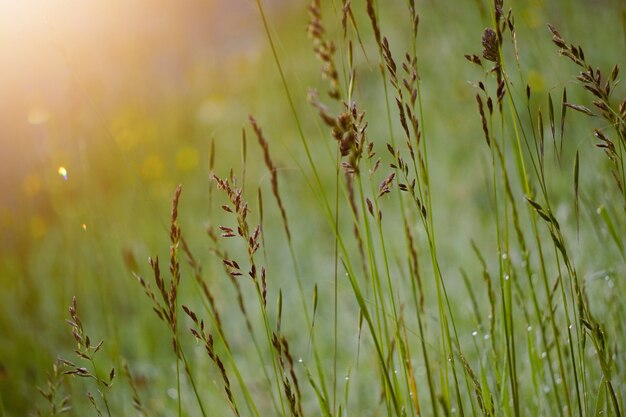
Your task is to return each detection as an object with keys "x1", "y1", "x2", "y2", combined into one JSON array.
[{"x1": 1, "y1": 0, "x2": 625, "y2": 415}]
